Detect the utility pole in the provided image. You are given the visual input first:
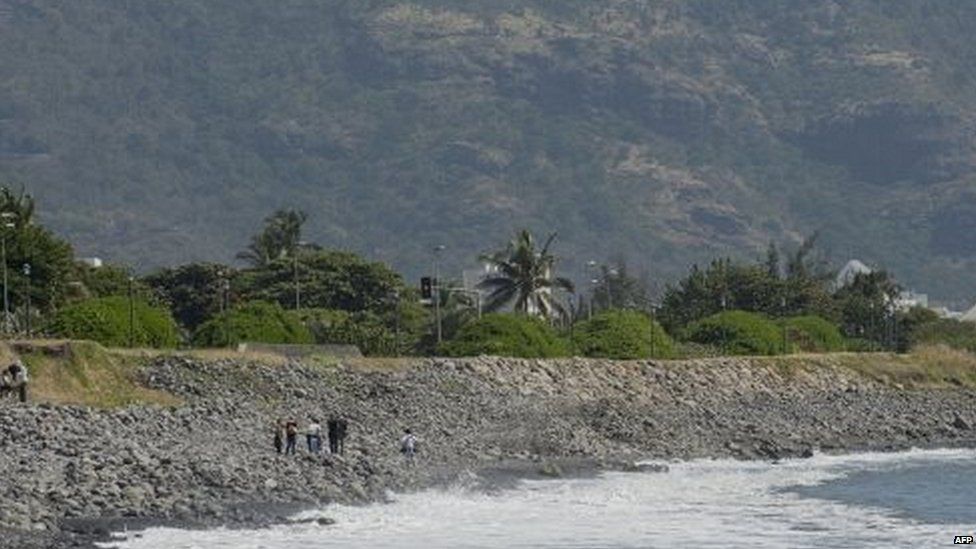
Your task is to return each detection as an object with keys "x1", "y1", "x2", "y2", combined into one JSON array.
[
  {"x1": 391, "y1": 290, "x2": 401, "y2": 357},
  {"x1": 127, "y1": 276, "x2": 135, "y2": 347},
  {"x1": 22, "y1": 263, "x2": 30, "y2": 337},
  {"x1": 294, "y1": 253, "x2": 301, "y2": 311},
  {"x1": 606, "y1": 267, "x2": 617, "y2": 310},
  {"x1": 293, "y1": 241, "x2": 309, "y2": 312},
  {"x1": 781, "y1": 296, "x2": 788, "y2": 354},
  {"x1": 1, "y1": 212, "x2": 14, "y2": 334},
  {"x1": 433, "y1": 245, "x2": 445, "y2": 345}
]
